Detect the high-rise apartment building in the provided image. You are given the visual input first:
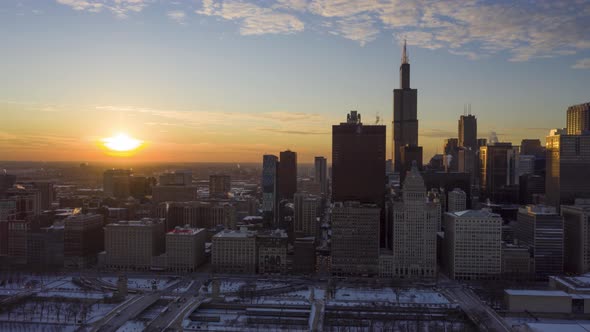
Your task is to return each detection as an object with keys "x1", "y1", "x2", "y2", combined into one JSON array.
[
  {"x1": 212, "y1": 228, "x2": 257, "y2": 274},
  {"x1": 546, "y1": 129, "x2": 590, "y2": 209},
  {"x1": 393, "y1": 41, "x2": 420, "y2": 173},
  {"x1": 443, "y1": 210, "x2": 502, "y2": 280},
  {"x1": 392, "y1": 165, "x2": 438, "y2": 279},
  {"x1": 64, "y1": 213, "x2": 104, "y2": 268},
  {"x1": 279, "y1": 150, "x2": 297, "y2": 200},
  {"x1": 567, "y1": 102, "x2": 590, "y2": 135},
  {"x1": 332, "y1": 110, "x2": 386, "y2": 205},
  {"x1": 209, "y1": 174, "x2": 231, "y2": 199},
  {"x1": 331, "y1": 202, "x2": 380, "y2": 277},
  {"x1": 104, "y1": 218, "x2": 165, "y2": 270},
  {"x1": 294, "y1": 192, "x2": 321, "y2": 237},
  {"x1": 514, "y1": 205, "x2": 564, "y2": 279},
  {"x1": 0, "y1": 173, "x2": 16, "y2": 198},
  {"x1": 262, "y1": 154, "x2": 279, "y2": 226},
  {"x1": 562, "y1": 199, "x2": 590, "y2": 274},
  {"x1": 162, "y1": 201, "x2": 235, "y2": 230},
  {"x1": 314, "y1": 156, "x2": 328, "y2": 194}
]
